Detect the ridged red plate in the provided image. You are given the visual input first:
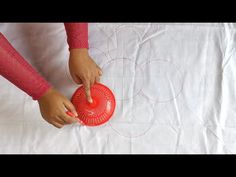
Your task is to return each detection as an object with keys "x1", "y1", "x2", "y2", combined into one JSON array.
[{"x1": 69, "y1": 83, "x2": 116, "y2": 126}]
